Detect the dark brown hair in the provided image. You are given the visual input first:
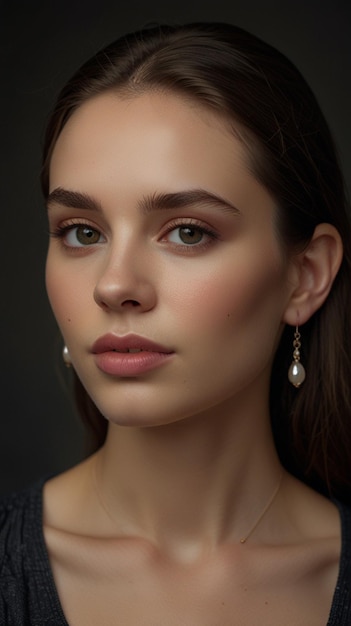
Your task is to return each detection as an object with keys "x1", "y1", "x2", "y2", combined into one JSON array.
[{"x1": 41, "y1": 23, "x2": 351, "y2": 502}]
